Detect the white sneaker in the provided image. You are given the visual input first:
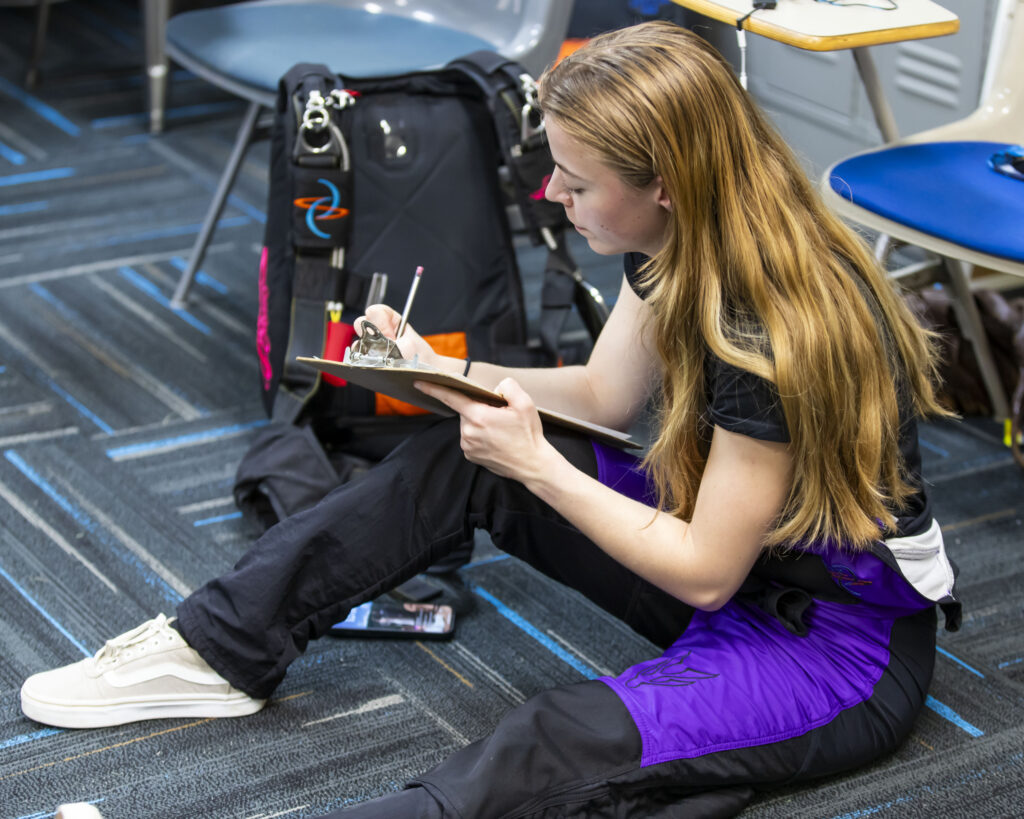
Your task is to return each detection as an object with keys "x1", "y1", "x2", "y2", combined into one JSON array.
[
  {"x1": 21, "y1": 614, "x2": 266, "y2": 728},
  {"x1": 56, "y1": 804, "x2": 105, "y2": 819}
]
